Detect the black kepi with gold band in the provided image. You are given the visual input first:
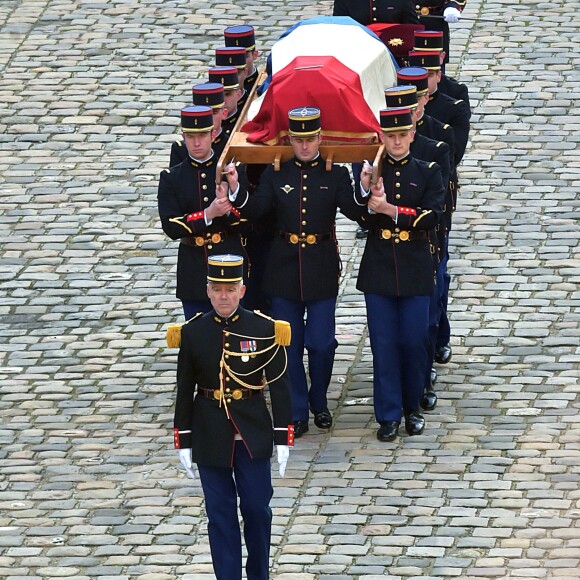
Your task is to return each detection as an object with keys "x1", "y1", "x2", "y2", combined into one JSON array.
[
  {"x1": 414, "y1": 29, "x2": 444, "y2": 51},
  {"x1": 207, "y1": 254, "x2": 244, "y2": 283},
  {"x1": 397, "y1": 66, "x2": 429, "y2": 96},
  {"x1": 408, "y1": 50, "x2": 441, "y2": 70},
  {"x1": 384, "y1": 85, "x2": 418, "y2": 109},
  {"x1": 215, "y1": 46, "x2": 247, "y2": 70},
  {"x1": 192, "y1": 83, "x2": 225, "y2": 110},
  {"x1": 288, "y1": 107, "x2": 321, "y2": 137},
  {"x1": 224, "y1": 25, "x2": 256, "y2": 51},
  {"x1": 180, "y1": 105, "x2": 214, "y2": 133},
  {"x1": 379, "y1": 107, "x2": 414, "y2": 132},
  {"x1": 208, "y1": 66, "x2": 240, "y2": 90}
]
